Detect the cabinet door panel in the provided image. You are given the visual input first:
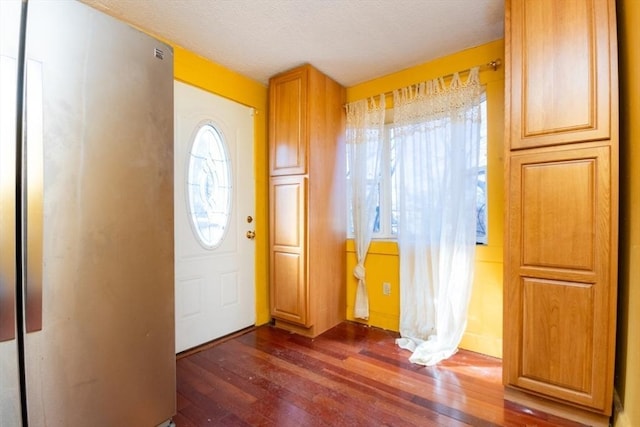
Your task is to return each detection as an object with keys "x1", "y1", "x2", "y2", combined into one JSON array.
[
  {"x1": 269, "y1": 68, "x2": 307, "y2": 175},
  {"x1": 504, "y1": 146, "x2": 614, "y2": 412},
  {"x1": 521, "y1": 278, "x2": 594, "y2": 395},
  {"x1": 271, "y1": 251, "x2": 306, "y2": 324},
  {"x1": 270, "y1": 176, "x2": 308, "y2": 325},
  {"x1": 508, "y1": 0, "x2": 615, "y2": 149},
  {"x1": 520, "y1": 158, "x2": 596, "y2": 271},
  {"x1": 272, "y1": 180, "x2": 304, "y2": 248}
]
